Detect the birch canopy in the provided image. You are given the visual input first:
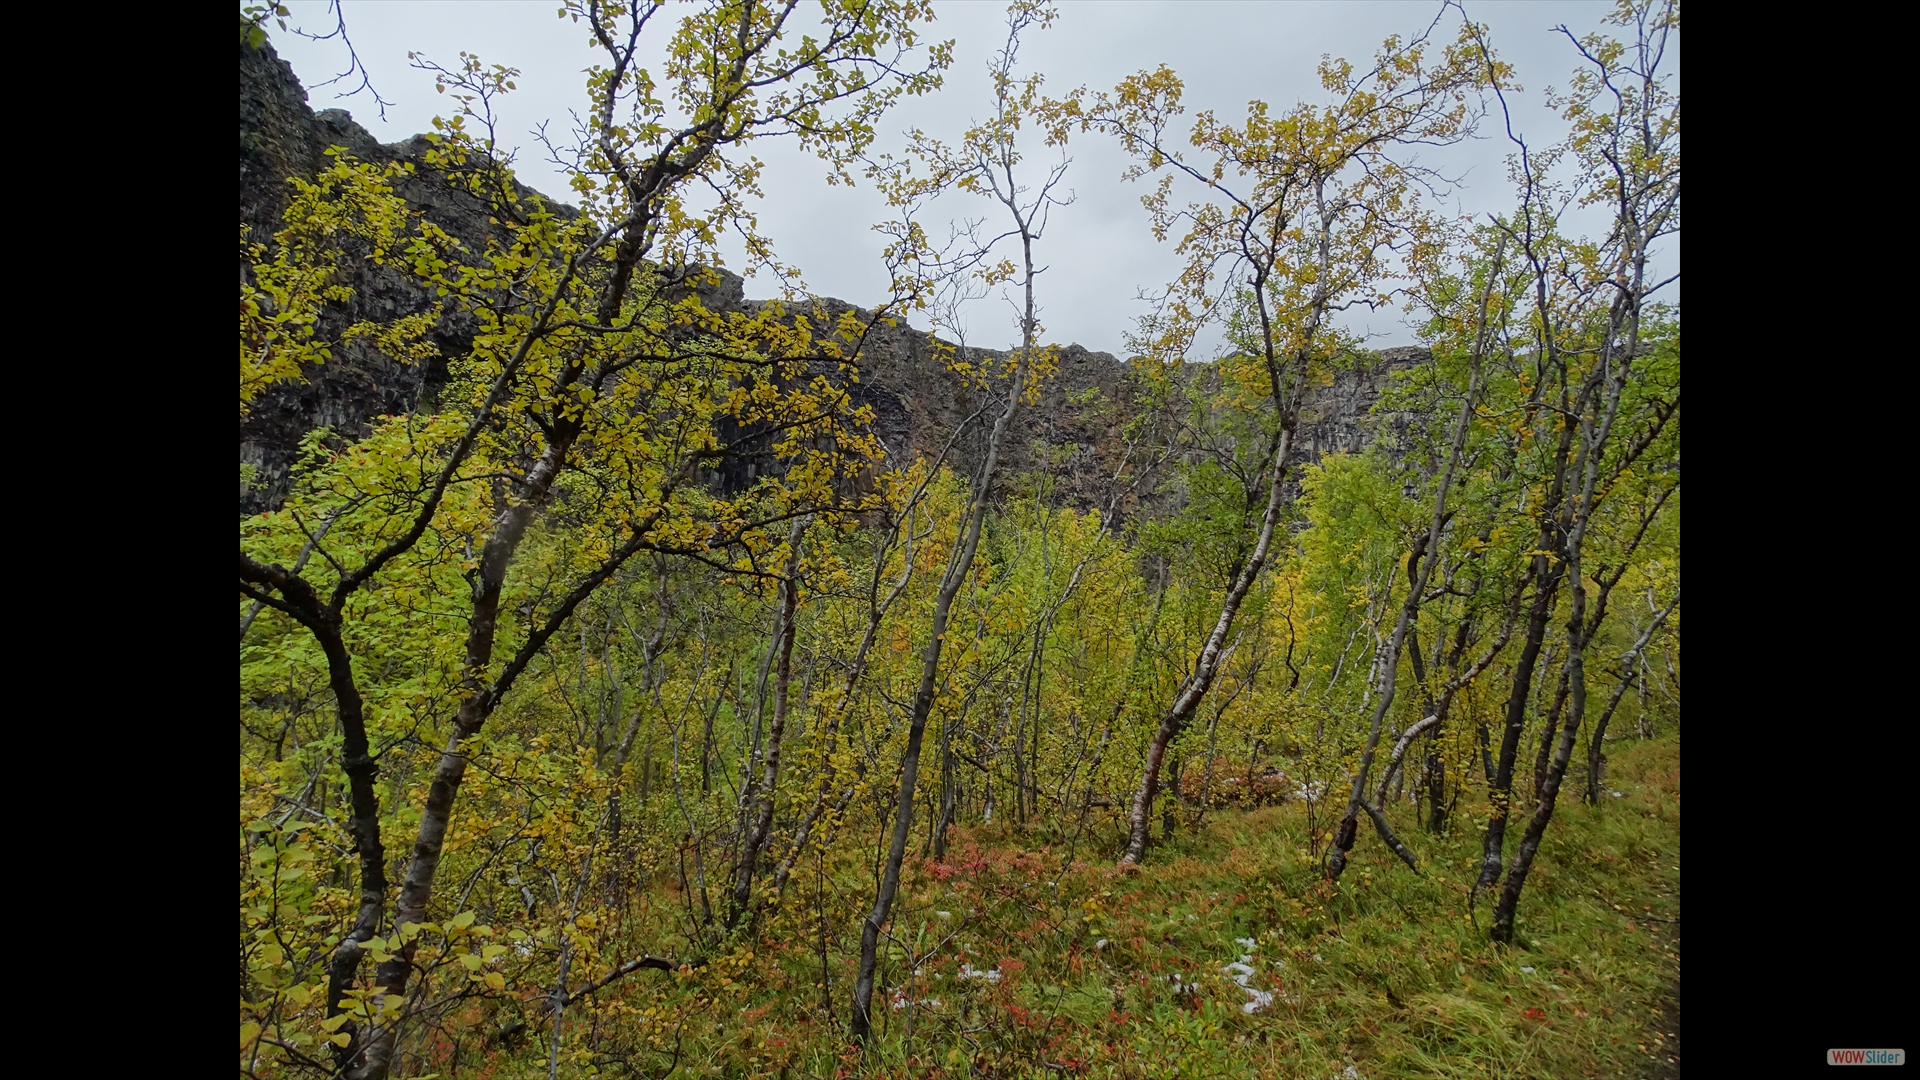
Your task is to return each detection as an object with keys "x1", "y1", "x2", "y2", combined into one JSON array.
[{"x1": 239, "y1": 4, "x2": 1678, "y2": 1077}]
